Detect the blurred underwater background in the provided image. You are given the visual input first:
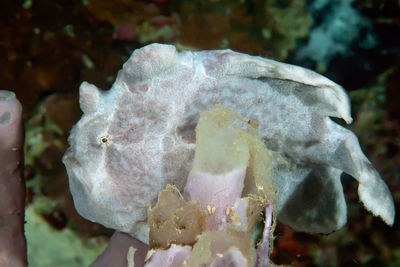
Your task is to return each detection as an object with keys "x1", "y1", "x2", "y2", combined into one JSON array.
[{"x1": 1, "y1": 0, "x2": 400, "y2": 266}]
